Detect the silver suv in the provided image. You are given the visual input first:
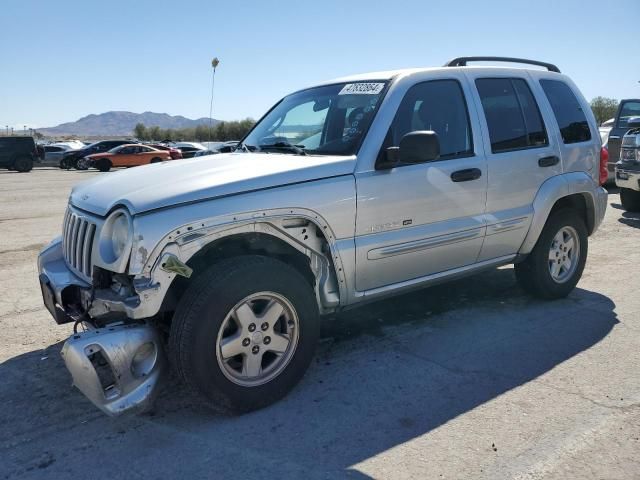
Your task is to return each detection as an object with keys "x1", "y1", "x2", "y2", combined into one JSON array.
[{"x1": 38, "y1": 57, "x2": 608, "y2": 416}]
